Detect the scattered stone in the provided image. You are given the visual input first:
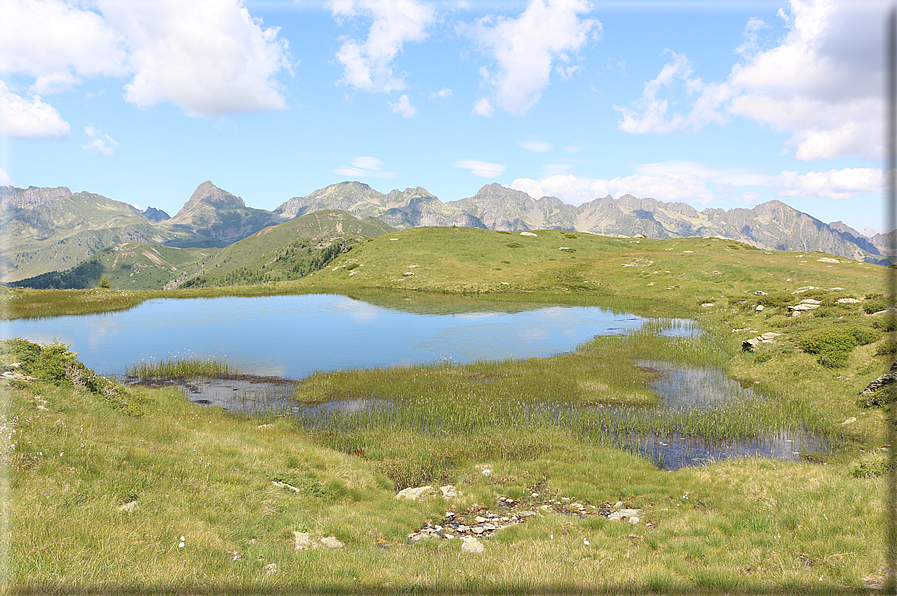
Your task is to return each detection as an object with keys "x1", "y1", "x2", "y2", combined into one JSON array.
[
  {"x1": 792, "y1": 286, "x2": 817, "y2": 294},
  {"x1": 741, "y1": 332, "x2": 782, "y2": 352},
  {"x1": 841, "y1": 417, "x2": 857, "y2": 425},
  {"x1": 837, "y1": 298, "x2": 861, "y2": 304},
  {"x1": 862, "y1": 360, "x2": 897, "y2": 395},
  {"x1": 754, "y1": 291, "x2": 768, "y2": 295},
  {"x1": 828, "y1": 287, "x2": 845, "y2": 291},
  {"x1": 818, "y1": 258, "x2": 840, "y2": 264},
  {"x1": 613, "y1": 501, "x2": 623, "y2": 509},
  {"x1": 481, "y1": 469, "x2": 493, "y2": 477},
  {"x1": 293, "y1": 532, "x2": 312, "y2": 550},
  {"x1": 395, "y1": 485, "x2": 433, "y2": 501},
  {"x1": 520, "y1": 232, "x2": 538, "y2": 237},
  {"x1": 402, "y1": 272, "x2": 414, "y2": 276},
  {"x1": 608, "y1": 508, "x2": 642, "y2": 522},
  {"x1": 117, "y1": 500, "x2": 138, "y2": 512},
  {"x1": 789, "y1": 303, "x2": 820, "y2": 315},
  {"x1": 628, "y1": 516, "x2": 641, "y2": 525},
  {"x1": 319, "y1": 536, "x2": 344, "y2": 550},
  {"x1": 755, "y1": 305, "x2": 764, "y2": 312},
  {"x1": 231, "y1": 551, "x2": 243, "y2": 561},
  {"x1": 461, "y1": 536, "x2": 485, "y2": 553},
  {"x1": 474, "y1": 516, "x2": 487, "y2": 523},
  {"x1": 440, "y1": 484, "x2": 457, "y2": 499},
  {"x1": 263, "y1": 563, "x2": 277, "y2": 573},
  {"x1": 559, "y1": 247, "x2": 572, "y2": 251},
  {"x1": 799, "y1": 299, "x2": 821, "y2": 305},
  {"x1": 701, "y1": 303, "x2": 714, "y2": 307}
]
